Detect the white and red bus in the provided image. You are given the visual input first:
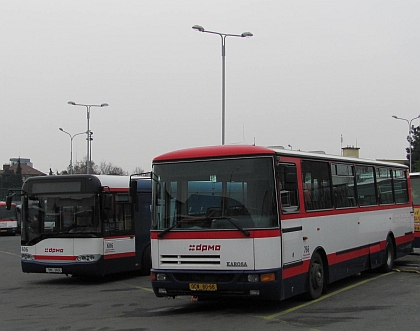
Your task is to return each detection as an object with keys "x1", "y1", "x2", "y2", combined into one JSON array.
[
  {"x1": 410, "y1": 172, "x2": 420, "y2": 247},
  {"x1": 13, "y1": 175, "x2": 151, "y2": 276},
  {"x1": 0, "y1": 201, "x2": 18, "y2": 235},
  {"x1": 150, "y1": 145, "x2": 414, "y2": 300}
]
